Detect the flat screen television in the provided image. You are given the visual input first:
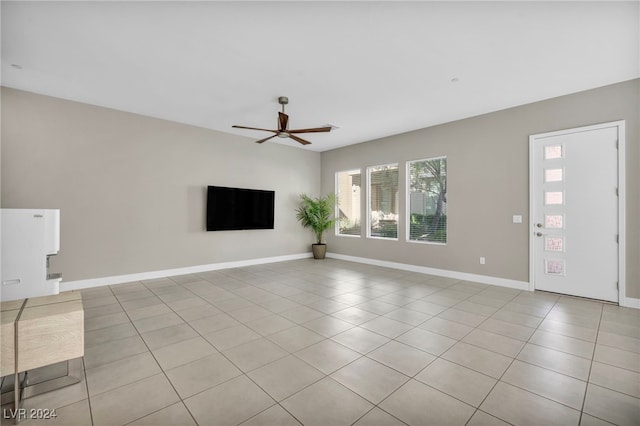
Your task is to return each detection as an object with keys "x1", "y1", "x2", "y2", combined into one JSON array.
[{"x1": 206, "y1": 186, "x2": 275, "y2": 231}]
